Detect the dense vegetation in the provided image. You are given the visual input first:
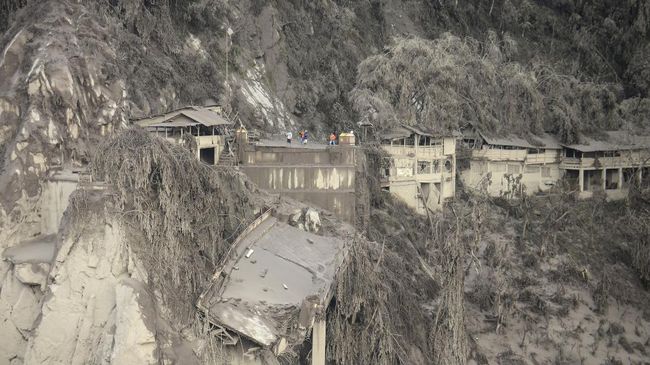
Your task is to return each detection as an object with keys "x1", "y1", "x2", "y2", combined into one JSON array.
[
  {"x1": 350, "y1": 34, "x2": 626, "y2": 142},
  {"x1": 5, "y1": 0, "x2": 647, "y2": 138}
]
